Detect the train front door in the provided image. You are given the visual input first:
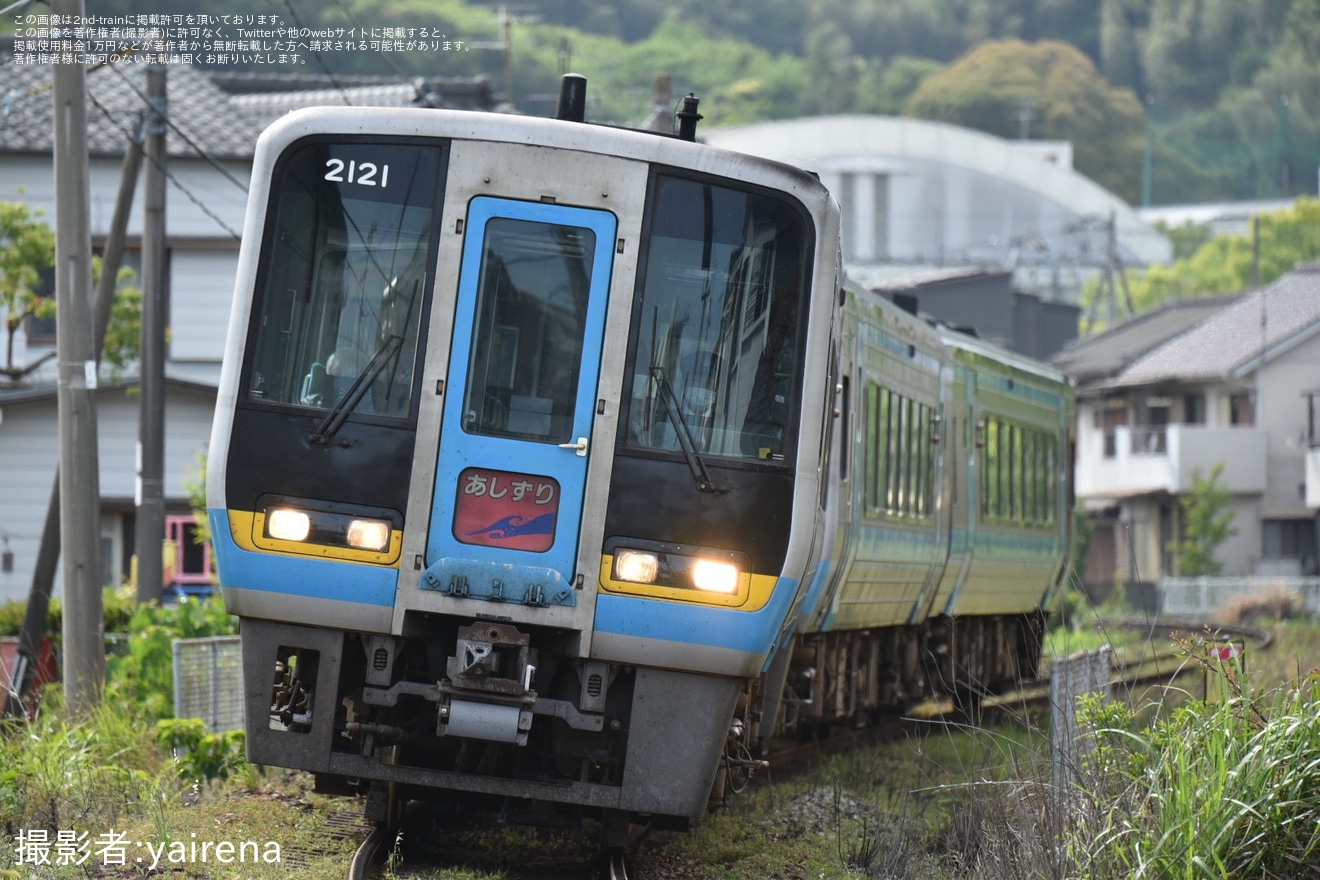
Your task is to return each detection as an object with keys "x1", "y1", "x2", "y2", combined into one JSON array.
[{"x1": 424, "y1": 197, "x2": 616, "y2": 606}]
